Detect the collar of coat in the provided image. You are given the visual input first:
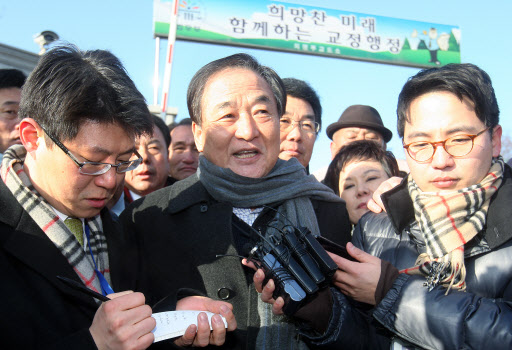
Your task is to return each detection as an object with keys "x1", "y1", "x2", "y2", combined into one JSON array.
[
  {"x1": 165, "y1": 173, "x2": 212, "y2": 214},
  {"x1": 381, "y1": 164, "x2": 512, "y2": 250}
]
